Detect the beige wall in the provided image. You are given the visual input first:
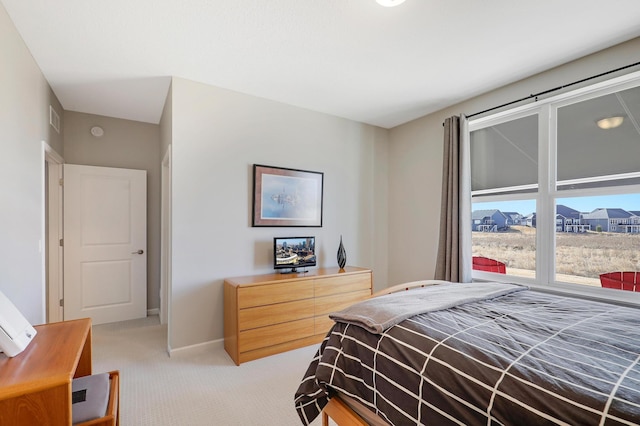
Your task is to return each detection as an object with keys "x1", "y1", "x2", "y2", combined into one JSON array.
[
  {"x1": 388, "y1": 37, "x2": 640, "y2": 287},
  {"x1": 47, "y1": 88, "x2": 65, "y2": 155},
  {"x1": 0, "y1": 3, "x2": 64, "y2": 323},
  {"x1": 169, "y1": 77, "x2": 389, "y2": 350},
  {"x1": 63, "y1": 111, "x2": 162, "y2": 311}
]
